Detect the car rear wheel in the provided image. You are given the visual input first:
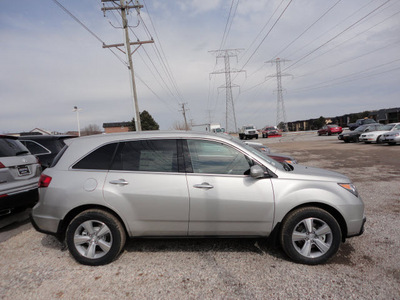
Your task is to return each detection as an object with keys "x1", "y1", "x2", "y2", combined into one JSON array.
[
  {"x1": 66, "y1": 209, "x2": 126, "y2": 266},
  {"x1": 280, "y1": 207, "x2": 341, "y2": 265}
]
